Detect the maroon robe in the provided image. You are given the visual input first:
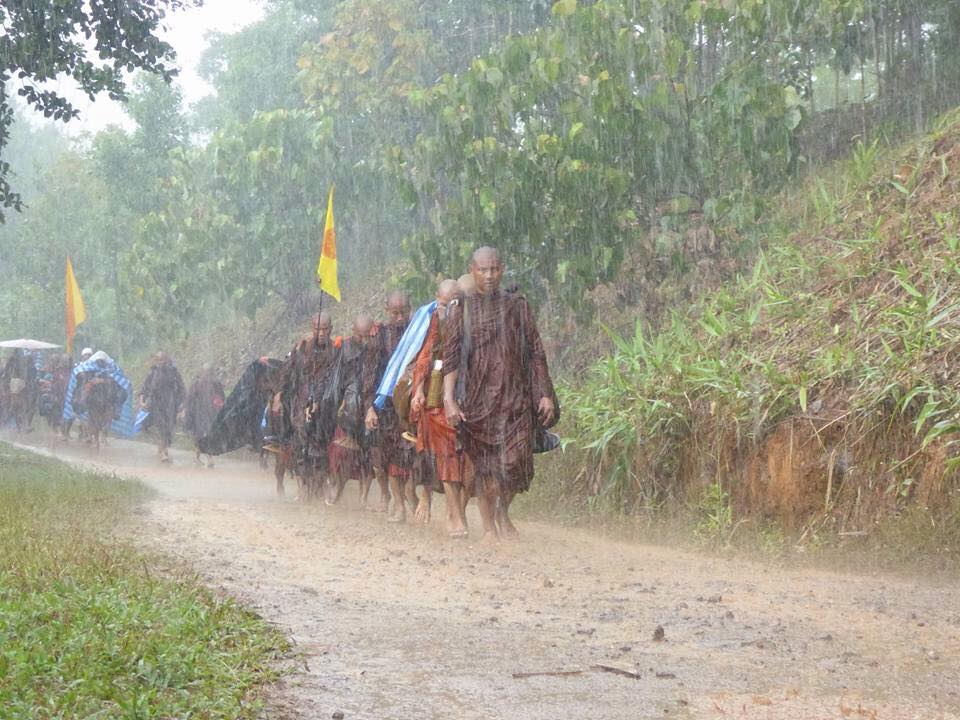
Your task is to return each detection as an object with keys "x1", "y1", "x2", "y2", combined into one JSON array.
[
  {"x1": 443, "y1": 289, "x2": 555, "y2": 493},
  {"x1": 328, "y1": 337, "x2": 380, "y2": 479},
  {"x1": 372, "y1": 321, "x2": 413, "y2": 478}
]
